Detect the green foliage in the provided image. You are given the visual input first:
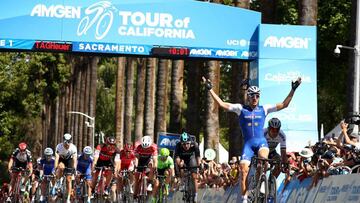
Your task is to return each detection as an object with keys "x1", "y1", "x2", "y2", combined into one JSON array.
[
  {"x1": 317, "y1": 0, "x2": 352, "y2": 132},
  {"x1": 0, "y1": 52, "x2": 70, "y2": 184},
  {"x1": 96, "y1": 58, "x2": 117, "y2": 136}
]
